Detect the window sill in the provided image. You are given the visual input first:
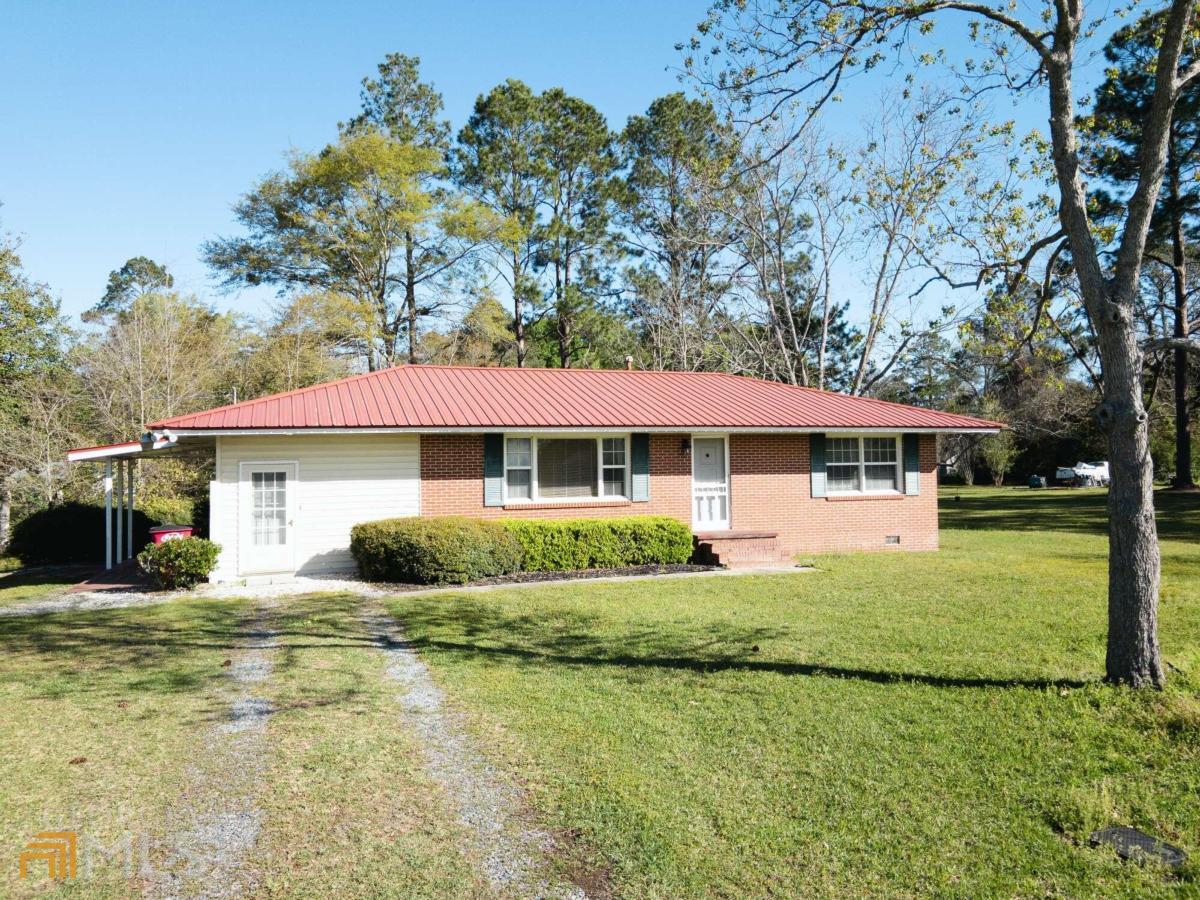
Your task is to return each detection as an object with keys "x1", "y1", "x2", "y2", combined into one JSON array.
[
  {"x1": 823, "y1": 492, "x2": 906, "y2": 502},
  {"x1": 503, "y1": 498, "x2": 633, "y2": 511}
]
